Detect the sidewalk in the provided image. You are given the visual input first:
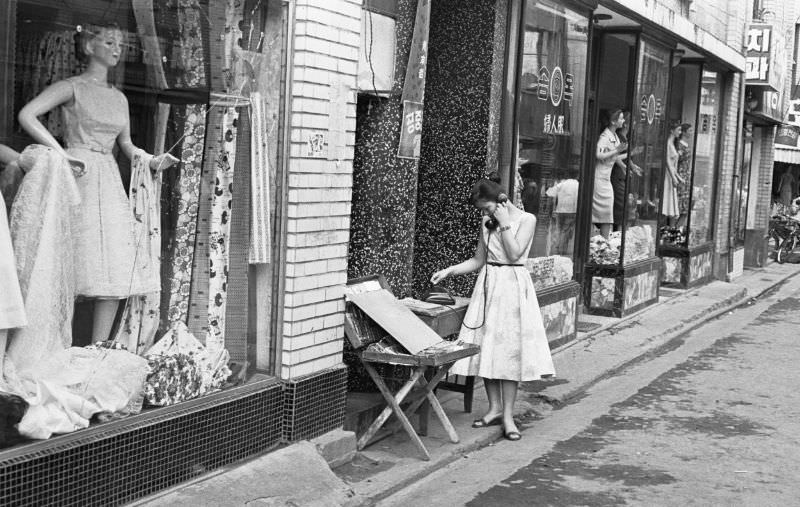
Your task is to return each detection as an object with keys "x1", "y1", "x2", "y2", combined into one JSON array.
[{"x1": 131, "y1": 262, "x2": 800, "y2": 507}]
